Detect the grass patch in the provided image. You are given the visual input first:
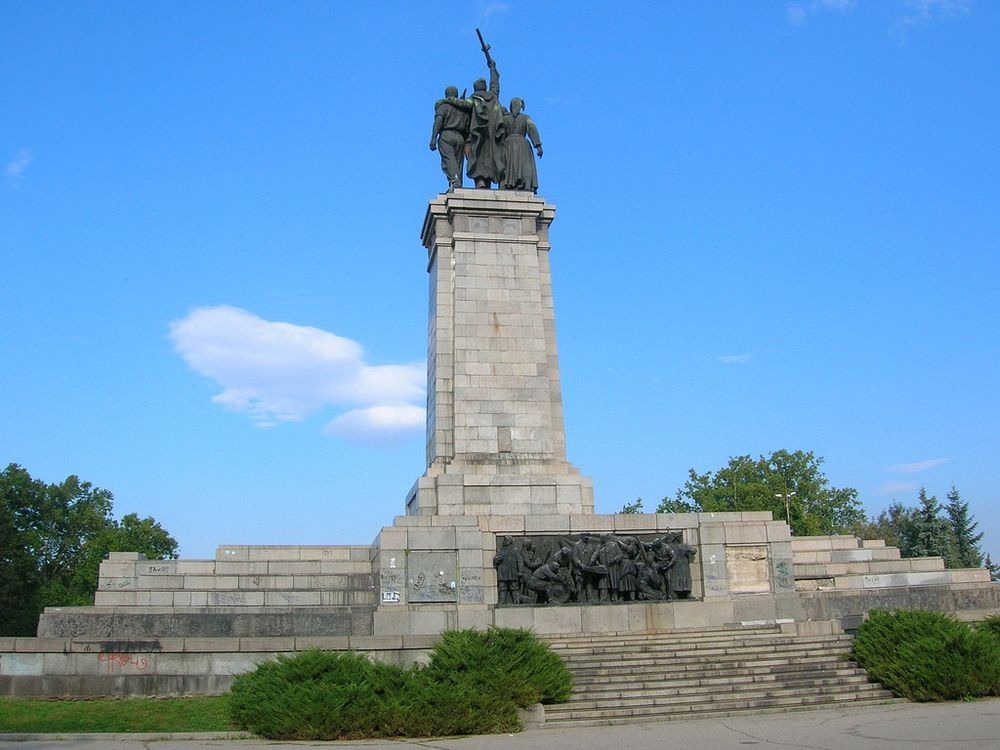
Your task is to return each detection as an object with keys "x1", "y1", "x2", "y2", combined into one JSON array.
[
  {"x1": 0, "y1": 696, "x2": 233, "y2": 733},
  {"x1": 852, "y1": 610, "x2": 1000, "y2": 702}
]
